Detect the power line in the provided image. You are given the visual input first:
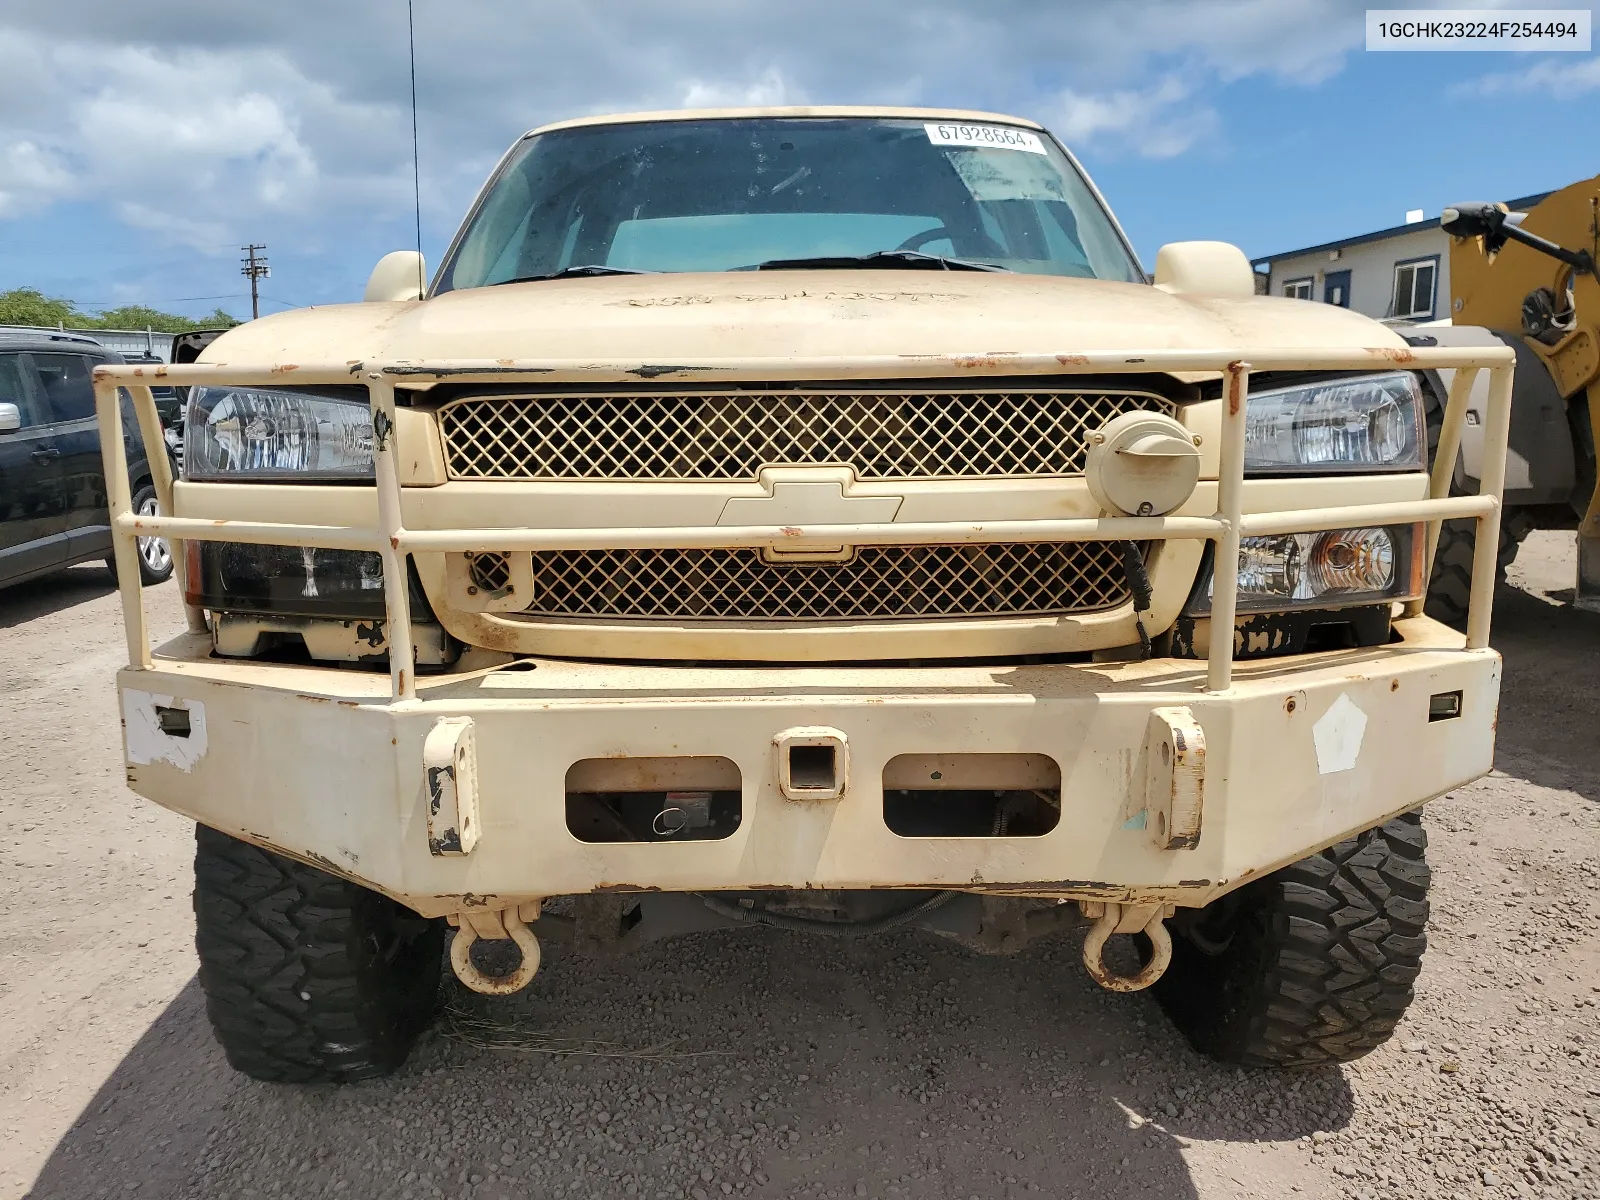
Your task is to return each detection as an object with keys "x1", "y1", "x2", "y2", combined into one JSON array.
[
  {"x1": 240, "y1": 244, "x2": 270, "y2": 319},
  {"x1": 73, "y1": 294, "x2": 243, "y2": 306}
]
